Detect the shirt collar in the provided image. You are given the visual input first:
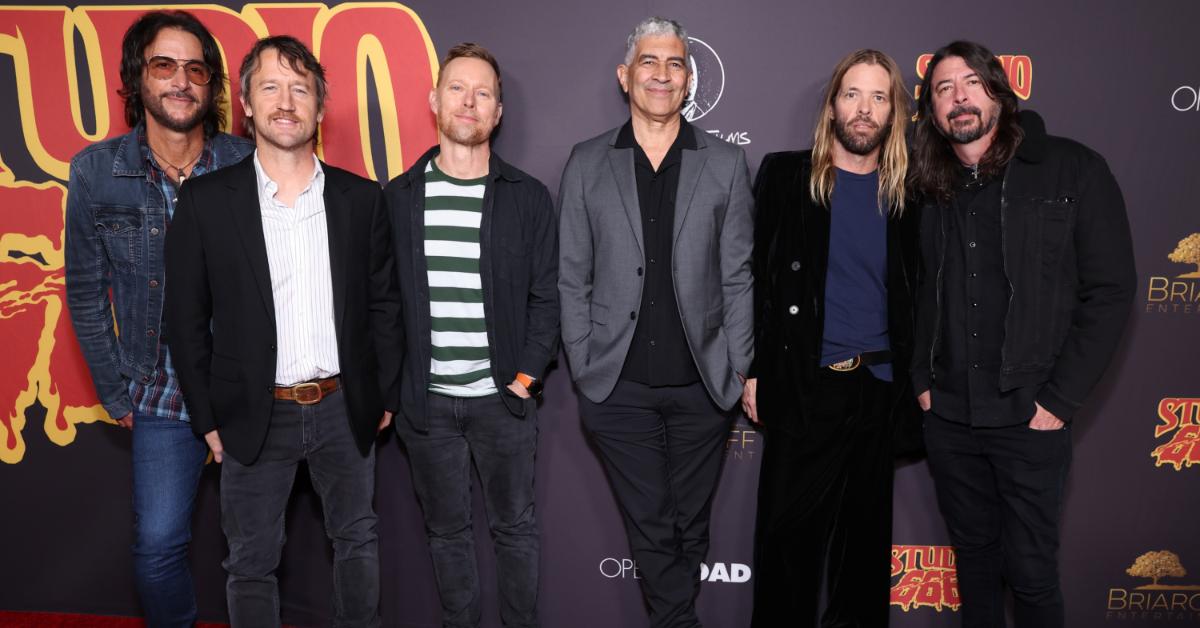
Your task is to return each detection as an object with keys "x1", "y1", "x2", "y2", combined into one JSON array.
[
  {"x1": 137, "y1": 124, "x2": 216, "y2": 181},
  {"x1": 614, "y1": 116, "x2": 696, "y2": 151},
  {"x1": 252, "y1": 150, "x2": 324, "y2": 200}
]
